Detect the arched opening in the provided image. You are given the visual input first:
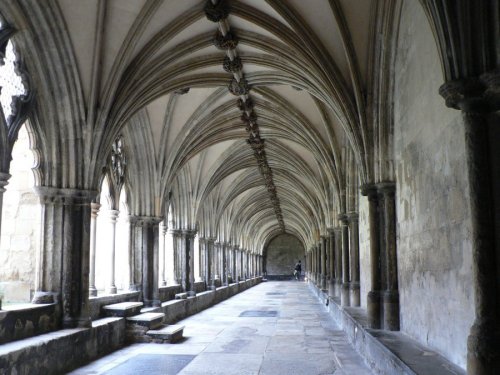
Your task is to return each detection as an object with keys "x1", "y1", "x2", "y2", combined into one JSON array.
[
  {"x1": 0, "y1": 124, "x2": 40, "y2": 305},
  {"x1": 263, "y1": 233, "x2": 305, "y2": 280},
  {"x1": 95, "y1": 176, "x2": 113, "y2": 294},
  {"x1": 165, "y1": 204, "x2": 176, "y2": 285},
  {"x1": 115, "y1": 187, "x2": 130, "y2": 291}
]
